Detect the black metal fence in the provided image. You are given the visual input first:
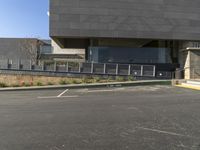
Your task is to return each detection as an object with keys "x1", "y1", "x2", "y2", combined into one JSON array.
[{"x1": 0, "y1": 59, "x2": 158, "y2": 77}]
